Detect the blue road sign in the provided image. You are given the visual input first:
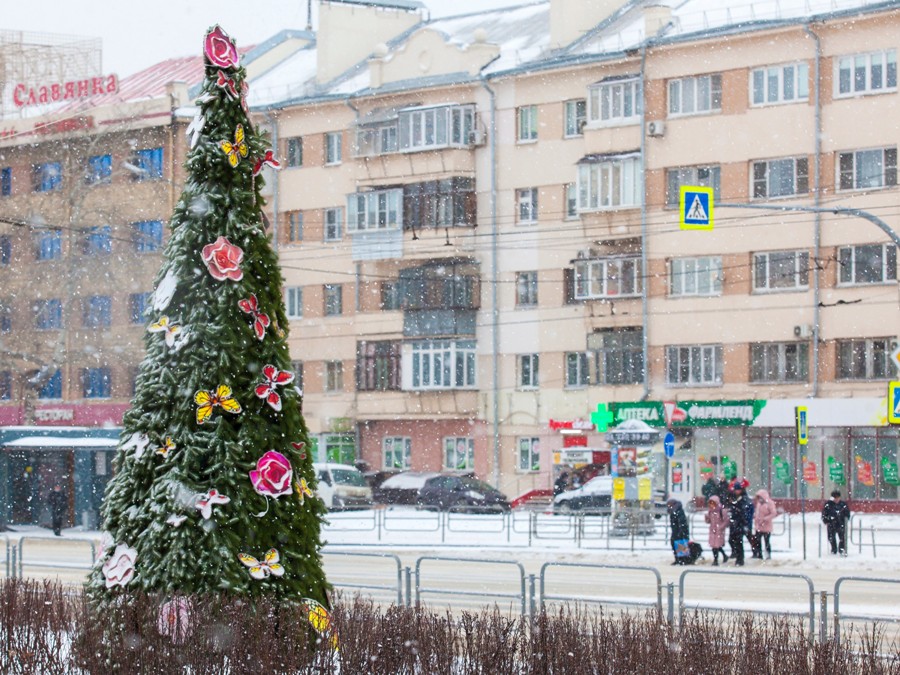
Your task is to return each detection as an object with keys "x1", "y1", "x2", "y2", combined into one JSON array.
[
  {"x1": 664, "y1": 432, "x2": 675, "y2": 458},
  {"x1": 889, "y1": 382, "x2": 900, "y2": 424},
  {"x1": 680, "y1": 185, "x2": 714, "y2": 230}
]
